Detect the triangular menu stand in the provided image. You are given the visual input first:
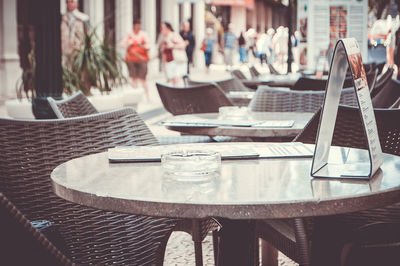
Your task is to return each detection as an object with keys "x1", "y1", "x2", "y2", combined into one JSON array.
[{"x1": 311, "y1": 38, "x2": 384, "y2": 180}]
